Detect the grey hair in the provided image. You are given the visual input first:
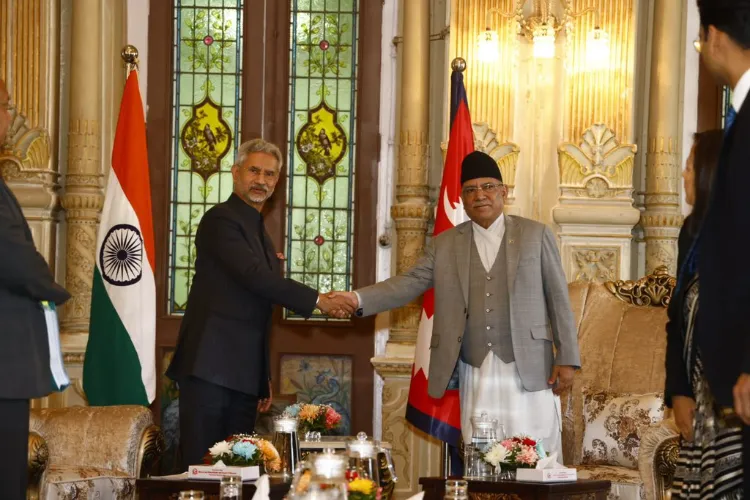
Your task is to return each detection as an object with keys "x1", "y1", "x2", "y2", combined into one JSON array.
[{"x1": 234, "y1": 138, "x2": 284, "y2": 171}]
